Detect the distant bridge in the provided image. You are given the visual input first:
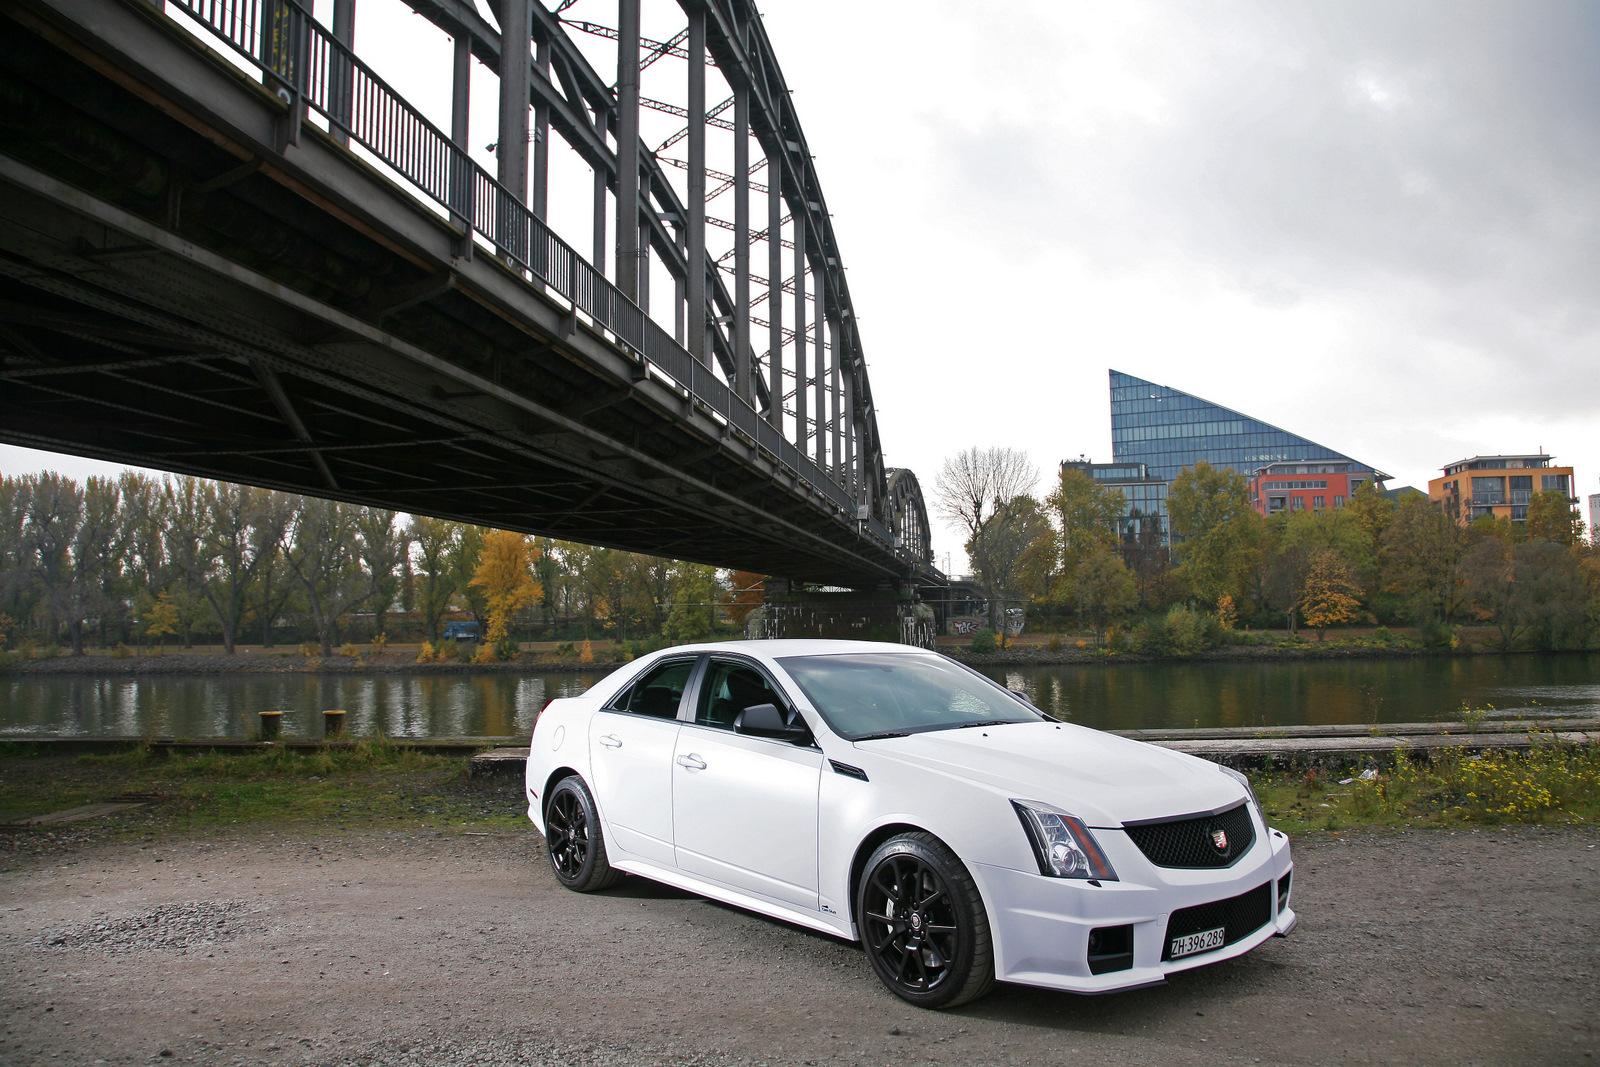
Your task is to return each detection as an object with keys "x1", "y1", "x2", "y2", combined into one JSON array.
[{"x1": 0, "y1": 0, "x2": 936, "y2": 588}]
